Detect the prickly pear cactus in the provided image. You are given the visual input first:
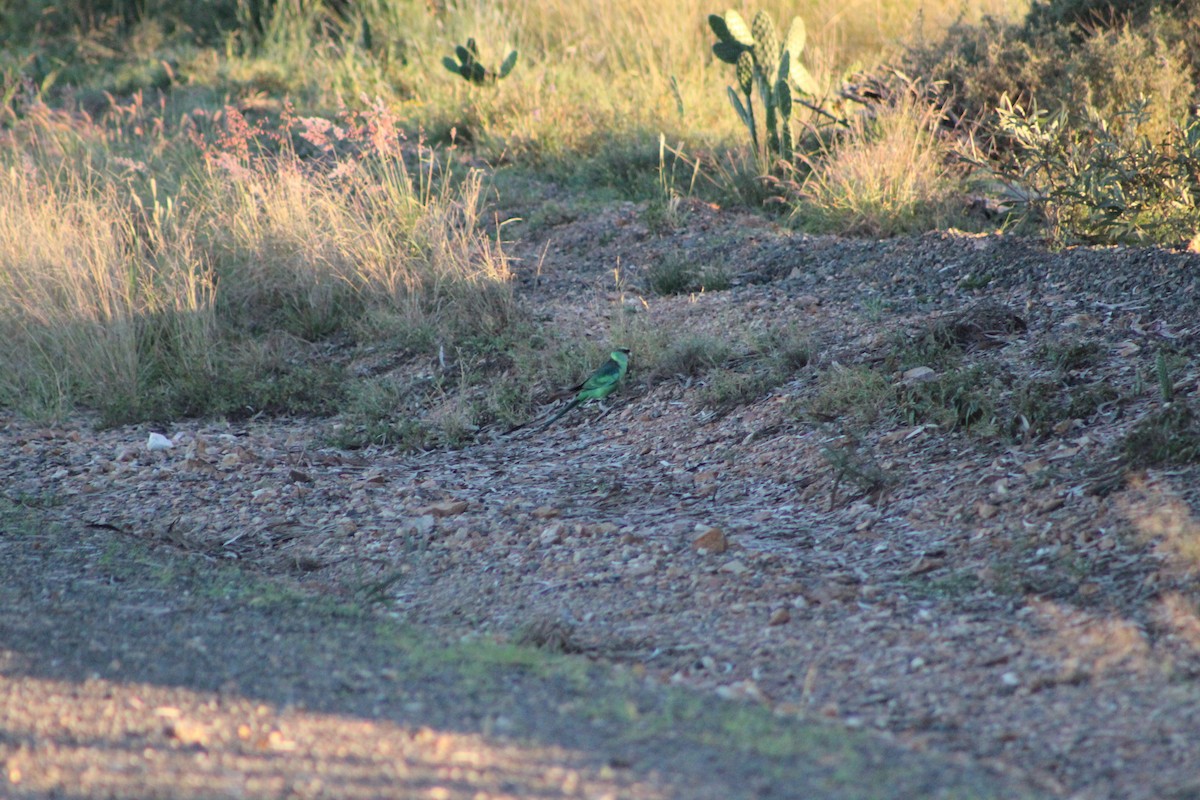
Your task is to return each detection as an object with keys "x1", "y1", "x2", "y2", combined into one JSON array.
[
  {"x1": 751, "y1": 11, "x2": 779, "y2": 89},
  {"x1": 709, "y1": 10, "x2": 755, "y2": 62},
  {"x1": 709, "y1": 7, "x2": 817, "y2": 167},
  {"x1": 443, "y1": 38, "x2": 517, "y2": 86},
  {"x1": 735, "y1": 50, "x2": 754, "y2": 96}
]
